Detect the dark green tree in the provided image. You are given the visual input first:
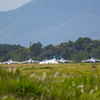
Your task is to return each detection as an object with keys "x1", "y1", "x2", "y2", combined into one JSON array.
[{"x1": 30, "y1": 42, "x2": 42, "y2": 56}]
